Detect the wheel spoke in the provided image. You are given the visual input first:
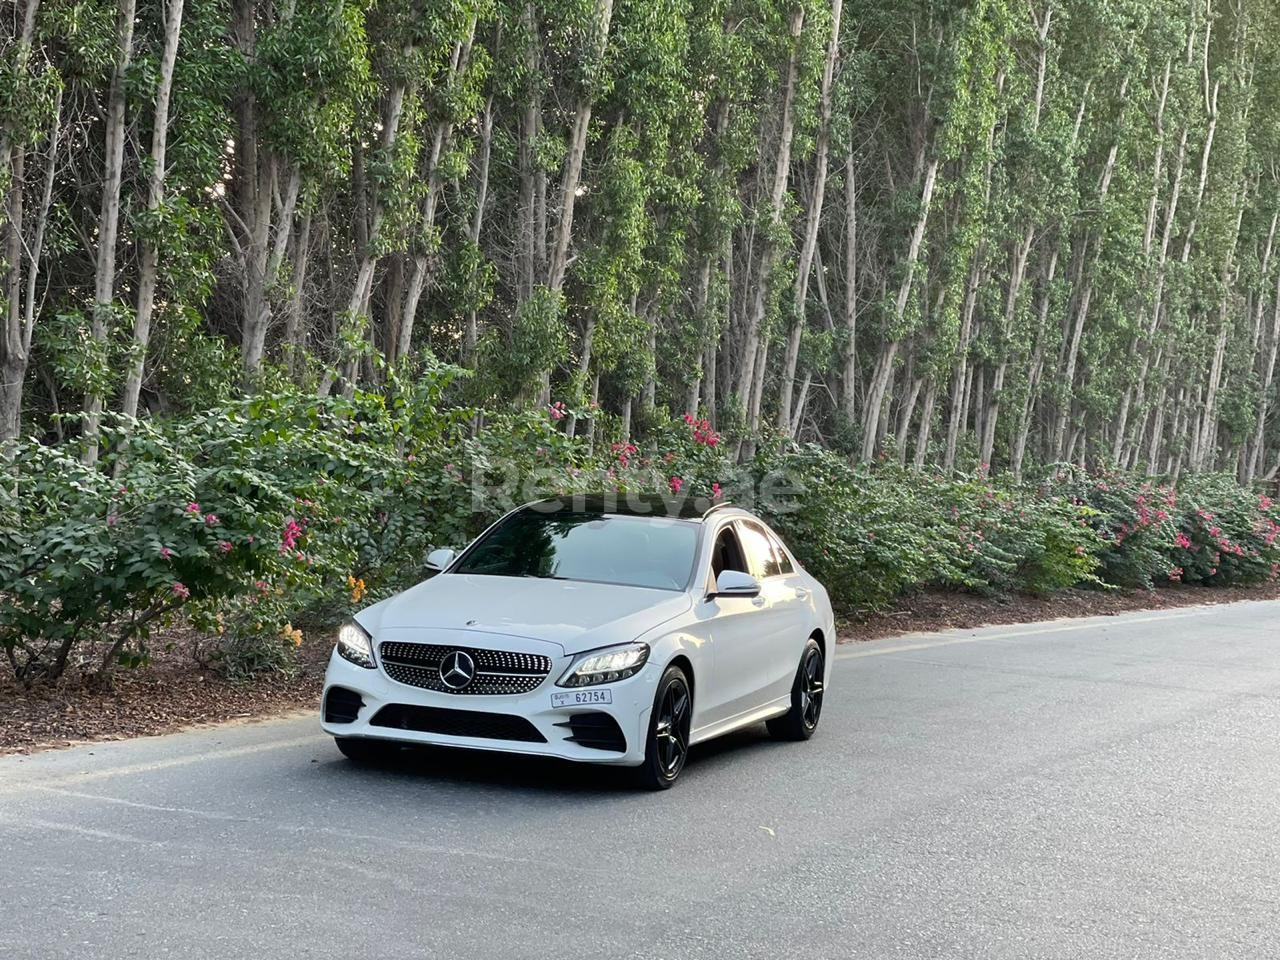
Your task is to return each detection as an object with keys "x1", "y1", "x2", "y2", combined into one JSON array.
[{"x1": 653, "y1": 679, "x2": 689, "y2": 776}]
